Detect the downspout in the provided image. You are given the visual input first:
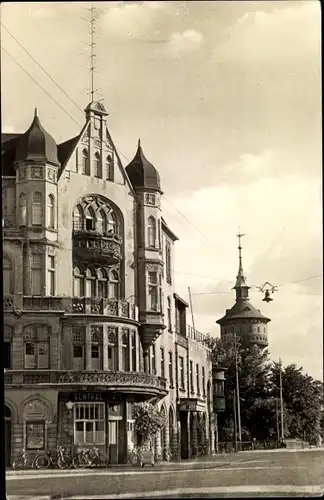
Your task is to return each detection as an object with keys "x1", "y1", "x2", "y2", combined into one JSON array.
[{"x1": 175, "y1": 342, "x2": 181, "y2": 461}]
